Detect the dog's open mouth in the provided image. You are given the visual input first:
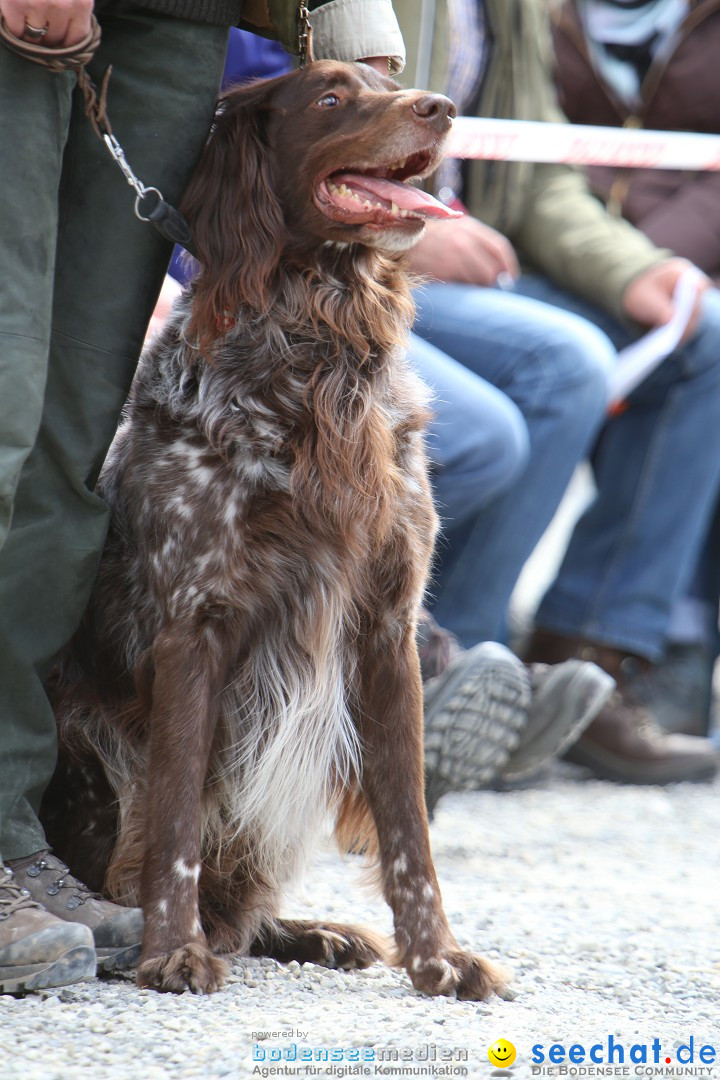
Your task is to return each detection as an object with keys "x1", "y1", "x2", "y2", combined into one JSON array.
[{"x1": 316, "y1": 150, "x2": 461, "y2": 228}]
